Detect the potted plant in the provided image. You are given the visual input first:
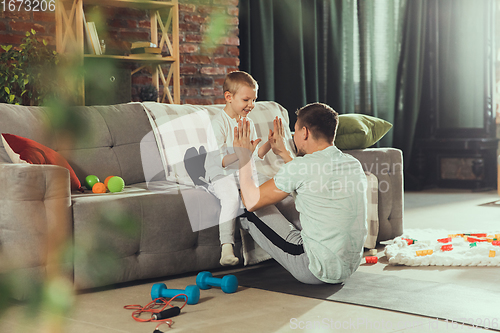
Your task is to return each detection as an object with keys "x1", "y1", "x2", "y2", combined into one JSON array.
[
  {"x1": 0, "y1": 29, "x2": 61, "y2": 106},
  {"x1": 139, "y1": 84, "x2": 159, "y2": 102}
]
